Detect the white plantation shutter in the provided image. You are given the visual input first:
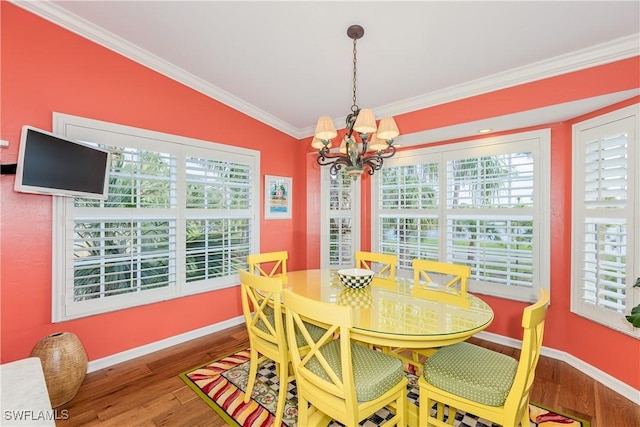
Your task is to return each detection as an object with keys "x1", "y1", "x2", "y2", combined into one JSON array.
[
  {"x1": 322, "y1": 169, "x2": 359, "y2": 268},
  {"x1": 185, "y1": 157, "x2": 252, "y2": 210},
  {"x1": 379, "y1": 164, "x2": 440, "y2": 210},
  {"x1": 72, "y1": 218, "x2": 177, "y2": 298},
  {"x1": 372, "y1": 130, "x2": 550, "y2": 301},
  {"x1": 584, "y1": 133, "x2": 628, "y2": 207},
  {"x1": 446, "y1": 153, "x2": 534, "y2": 209},
  {"x1": 53, "y1": 114, "x2": 259, "y2": 321},
  {"x1": 184, "y1": 158, "x2": 252, "y2": 283},
  {"x1": 378, "y1": 163, "x2": 440, "y2": 271},
  {"x1": 572, "y1": 106, "x2": 639, "y2": 335},
  {"x1": 446, "y1": 152, "x2": 535, "y2": 290}
]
